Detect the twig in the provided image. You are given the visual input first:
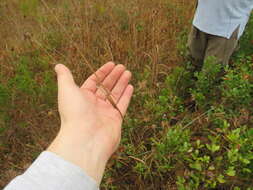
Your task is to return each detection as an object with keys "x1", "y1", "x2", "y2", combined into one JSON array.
[
  {"x1": 128, "y1": 155, "x2": 146, "y2": 164},
  {"x1": 182, "y1": 108, "x2": 213, "y2": 130}
]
